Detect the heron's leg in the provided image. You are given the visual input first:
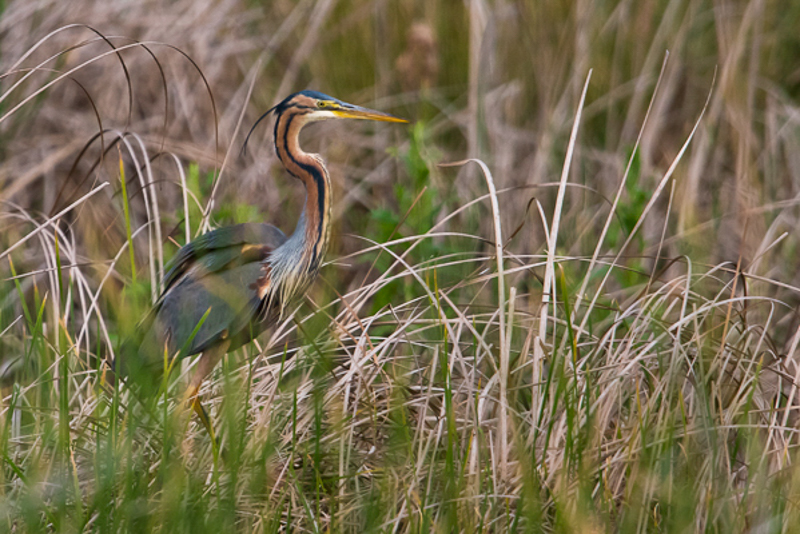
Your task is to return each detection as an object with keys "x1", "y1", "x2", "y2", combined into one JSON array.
[{"x1": 185, "y1": 339, "x2": 230, "y2": 440}]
